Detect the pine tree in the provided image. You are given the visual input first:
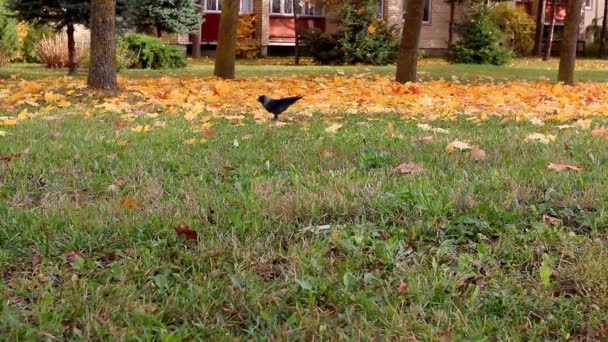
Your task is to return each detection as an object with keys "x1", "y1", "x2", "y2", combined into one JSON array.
[{"x1": 124, "y1": 0, "x2": 201, "y2": 37}]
